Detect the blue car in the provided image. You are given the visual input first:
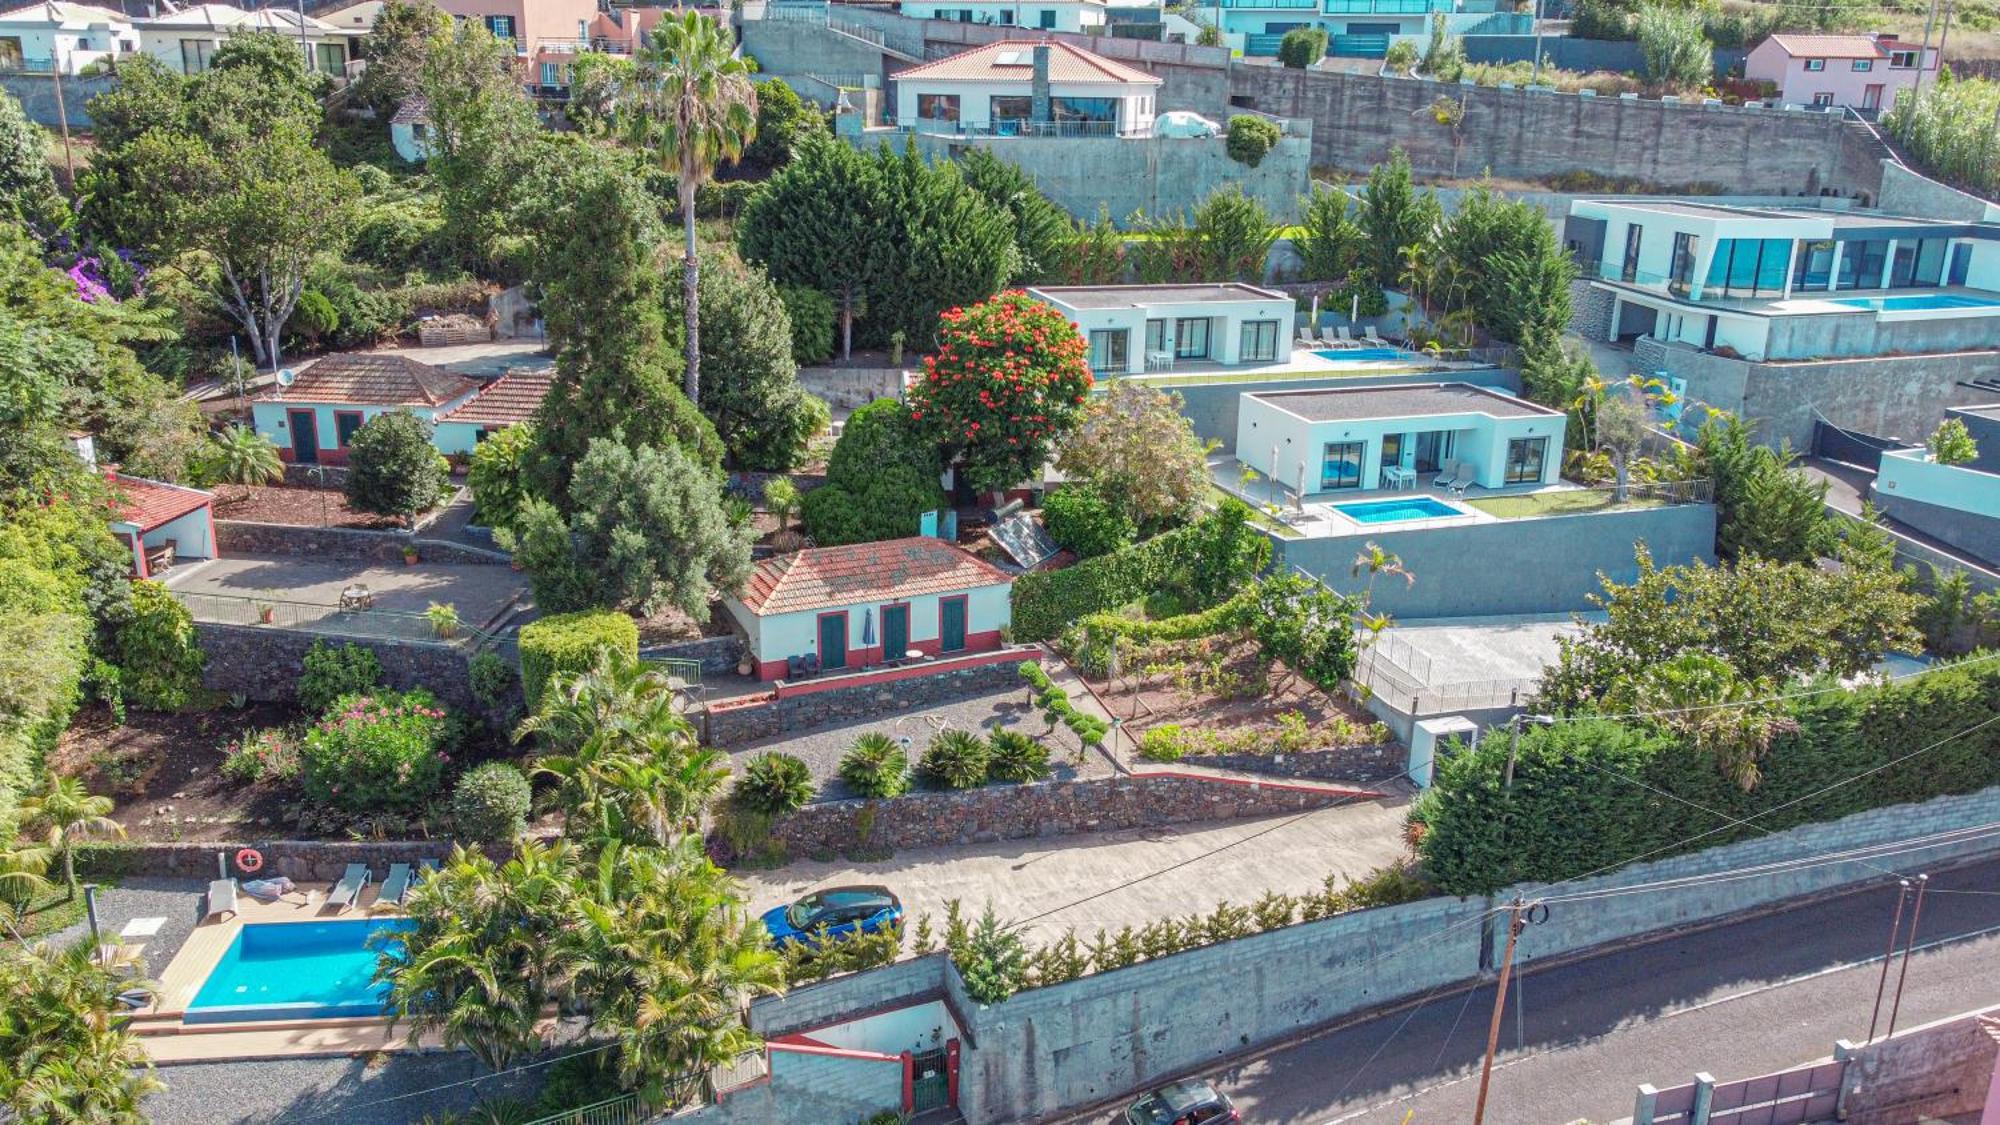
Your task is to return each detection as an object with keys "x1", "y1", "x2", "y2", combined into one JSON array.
[{"x1": 762, "y1": 885, "x2": 904, "y2": 949}]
